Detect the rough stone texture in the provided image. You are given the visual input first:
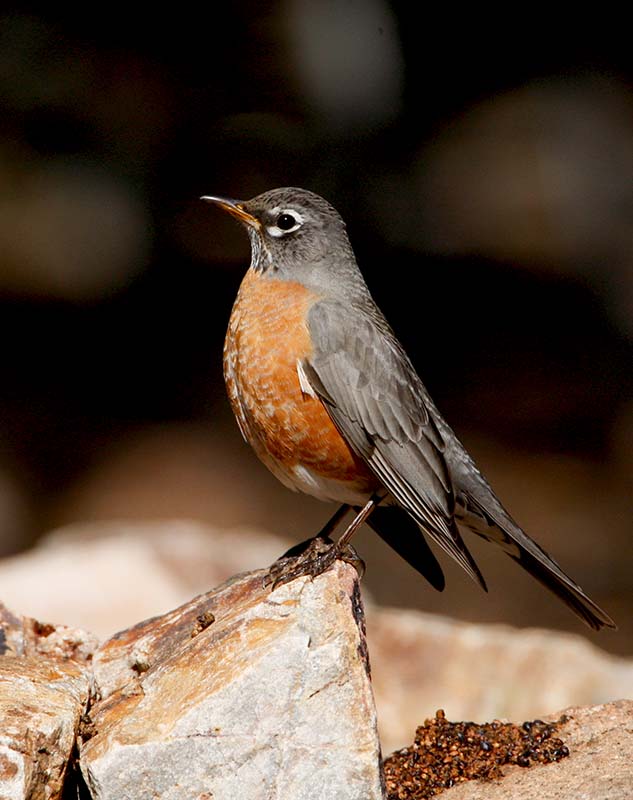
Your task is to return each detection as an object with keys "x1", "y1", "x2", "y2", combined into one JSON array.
[
  {"x1": 437, "y1": 700, "x2": 633, "y2": 799},
  {"x1": 0, "y1": 605, "x2": 93, "y2": 800},
  {"x1": 1, "y1": 524, "x2": 632, "y2": 798},
  {"x1": 80, "y1": 561, "x2": 385, "y2": 800},
  {"x1": 368, "y1": 607, "x2": 633, "y2": 753},
  {"x1": 0, "y1": 602, "x2": 99, "y2": 665},
  {"x1": 0, "y1": 521, "x2": 293, "y2": 638}
]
